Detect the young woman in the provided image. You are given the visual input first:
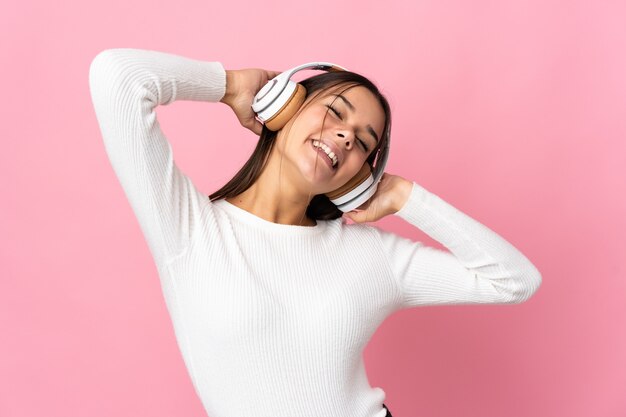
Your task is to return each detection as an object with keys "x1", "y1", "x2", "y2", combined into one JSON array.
[{"x1": 89, "y1": 48, "x2": 541, "y2": 417}]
